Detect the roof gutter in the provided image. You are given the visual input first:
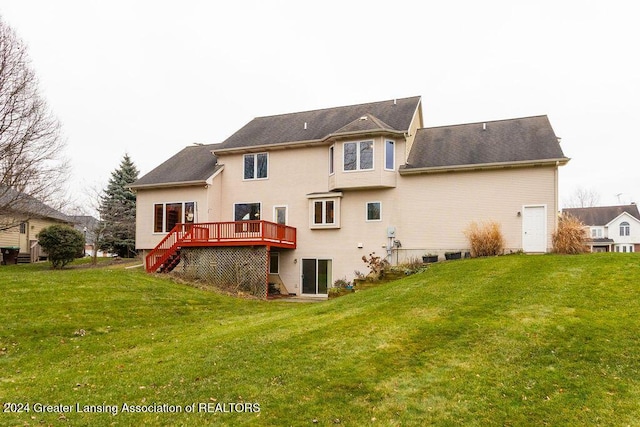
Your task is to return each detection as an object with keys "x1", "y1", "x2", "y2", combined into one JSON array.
[
  {"x1": 399, "y1": 157, "x2": 570, "y2": 175},
  {"x1": 128, "y1": 180, "x2": 209, "y2": 190},
  {"x1": 129, "y1": 166, "x2": 224, "y2": 191}
]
